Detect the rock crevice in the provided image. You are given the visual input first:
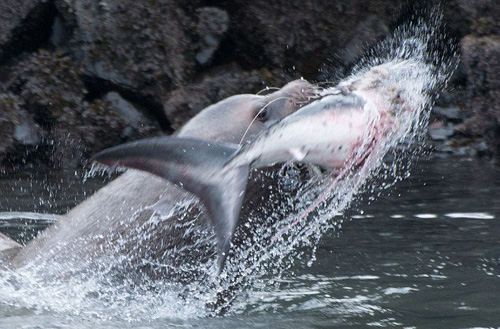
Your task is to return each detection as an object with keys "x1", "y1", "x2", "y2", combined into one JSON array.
[{"x1": 0, "y1": 1, "x2": 499, "y2": 169}]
